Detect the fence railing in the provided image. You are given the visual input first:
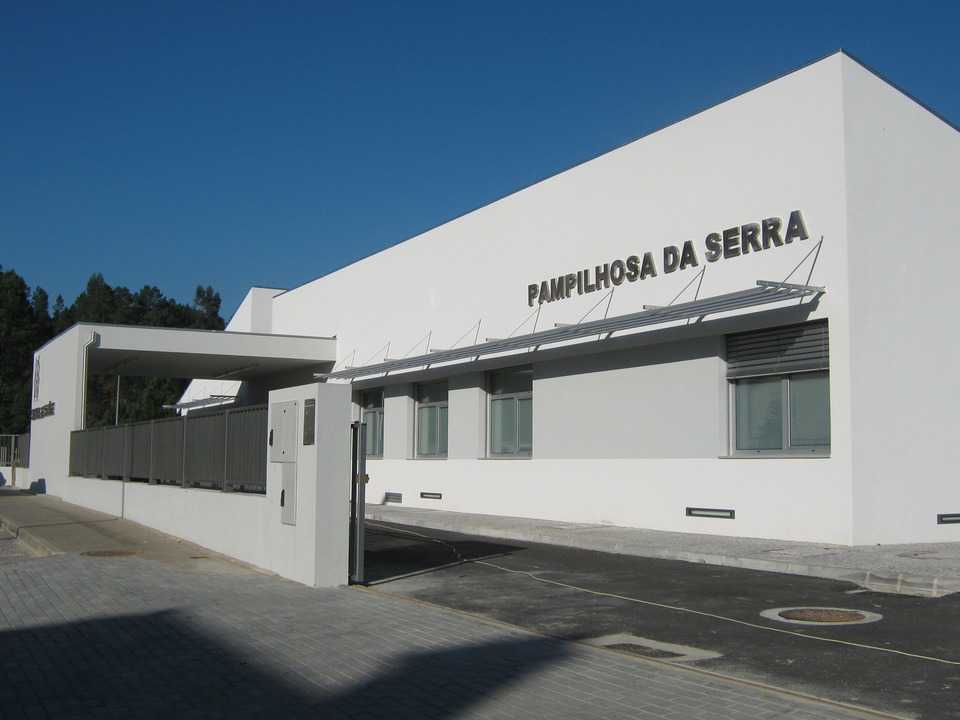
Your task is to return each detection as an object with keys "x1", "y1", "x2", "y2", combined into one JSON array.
[
  {"x1": 0, "y1": 434, "x2": 29, "y2": 468},
  {"x1": 69, "y1": 405, "x2": 267, "y2": 493}
]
